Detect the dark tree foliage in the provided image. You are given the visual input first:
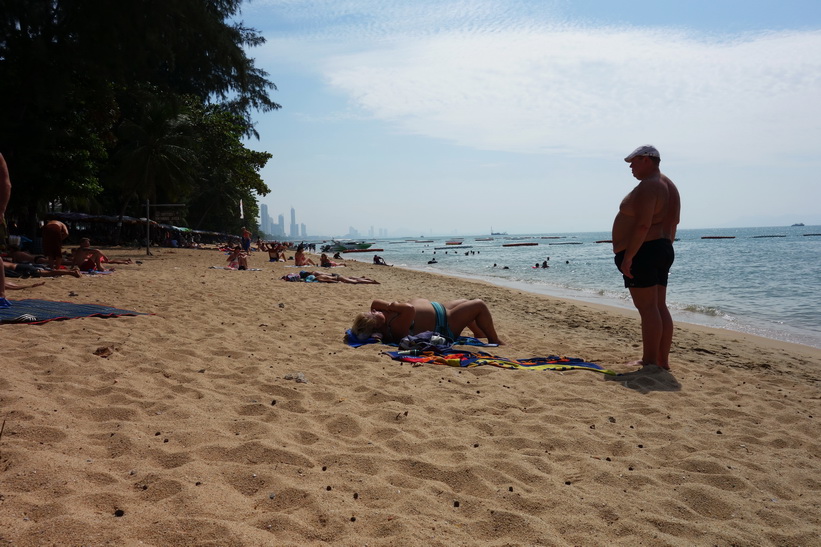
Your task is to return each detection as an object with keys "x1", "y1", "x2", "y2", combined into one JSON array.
[{"x1": 0, "y1": 0, "x2": 279, "y2": 237}]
